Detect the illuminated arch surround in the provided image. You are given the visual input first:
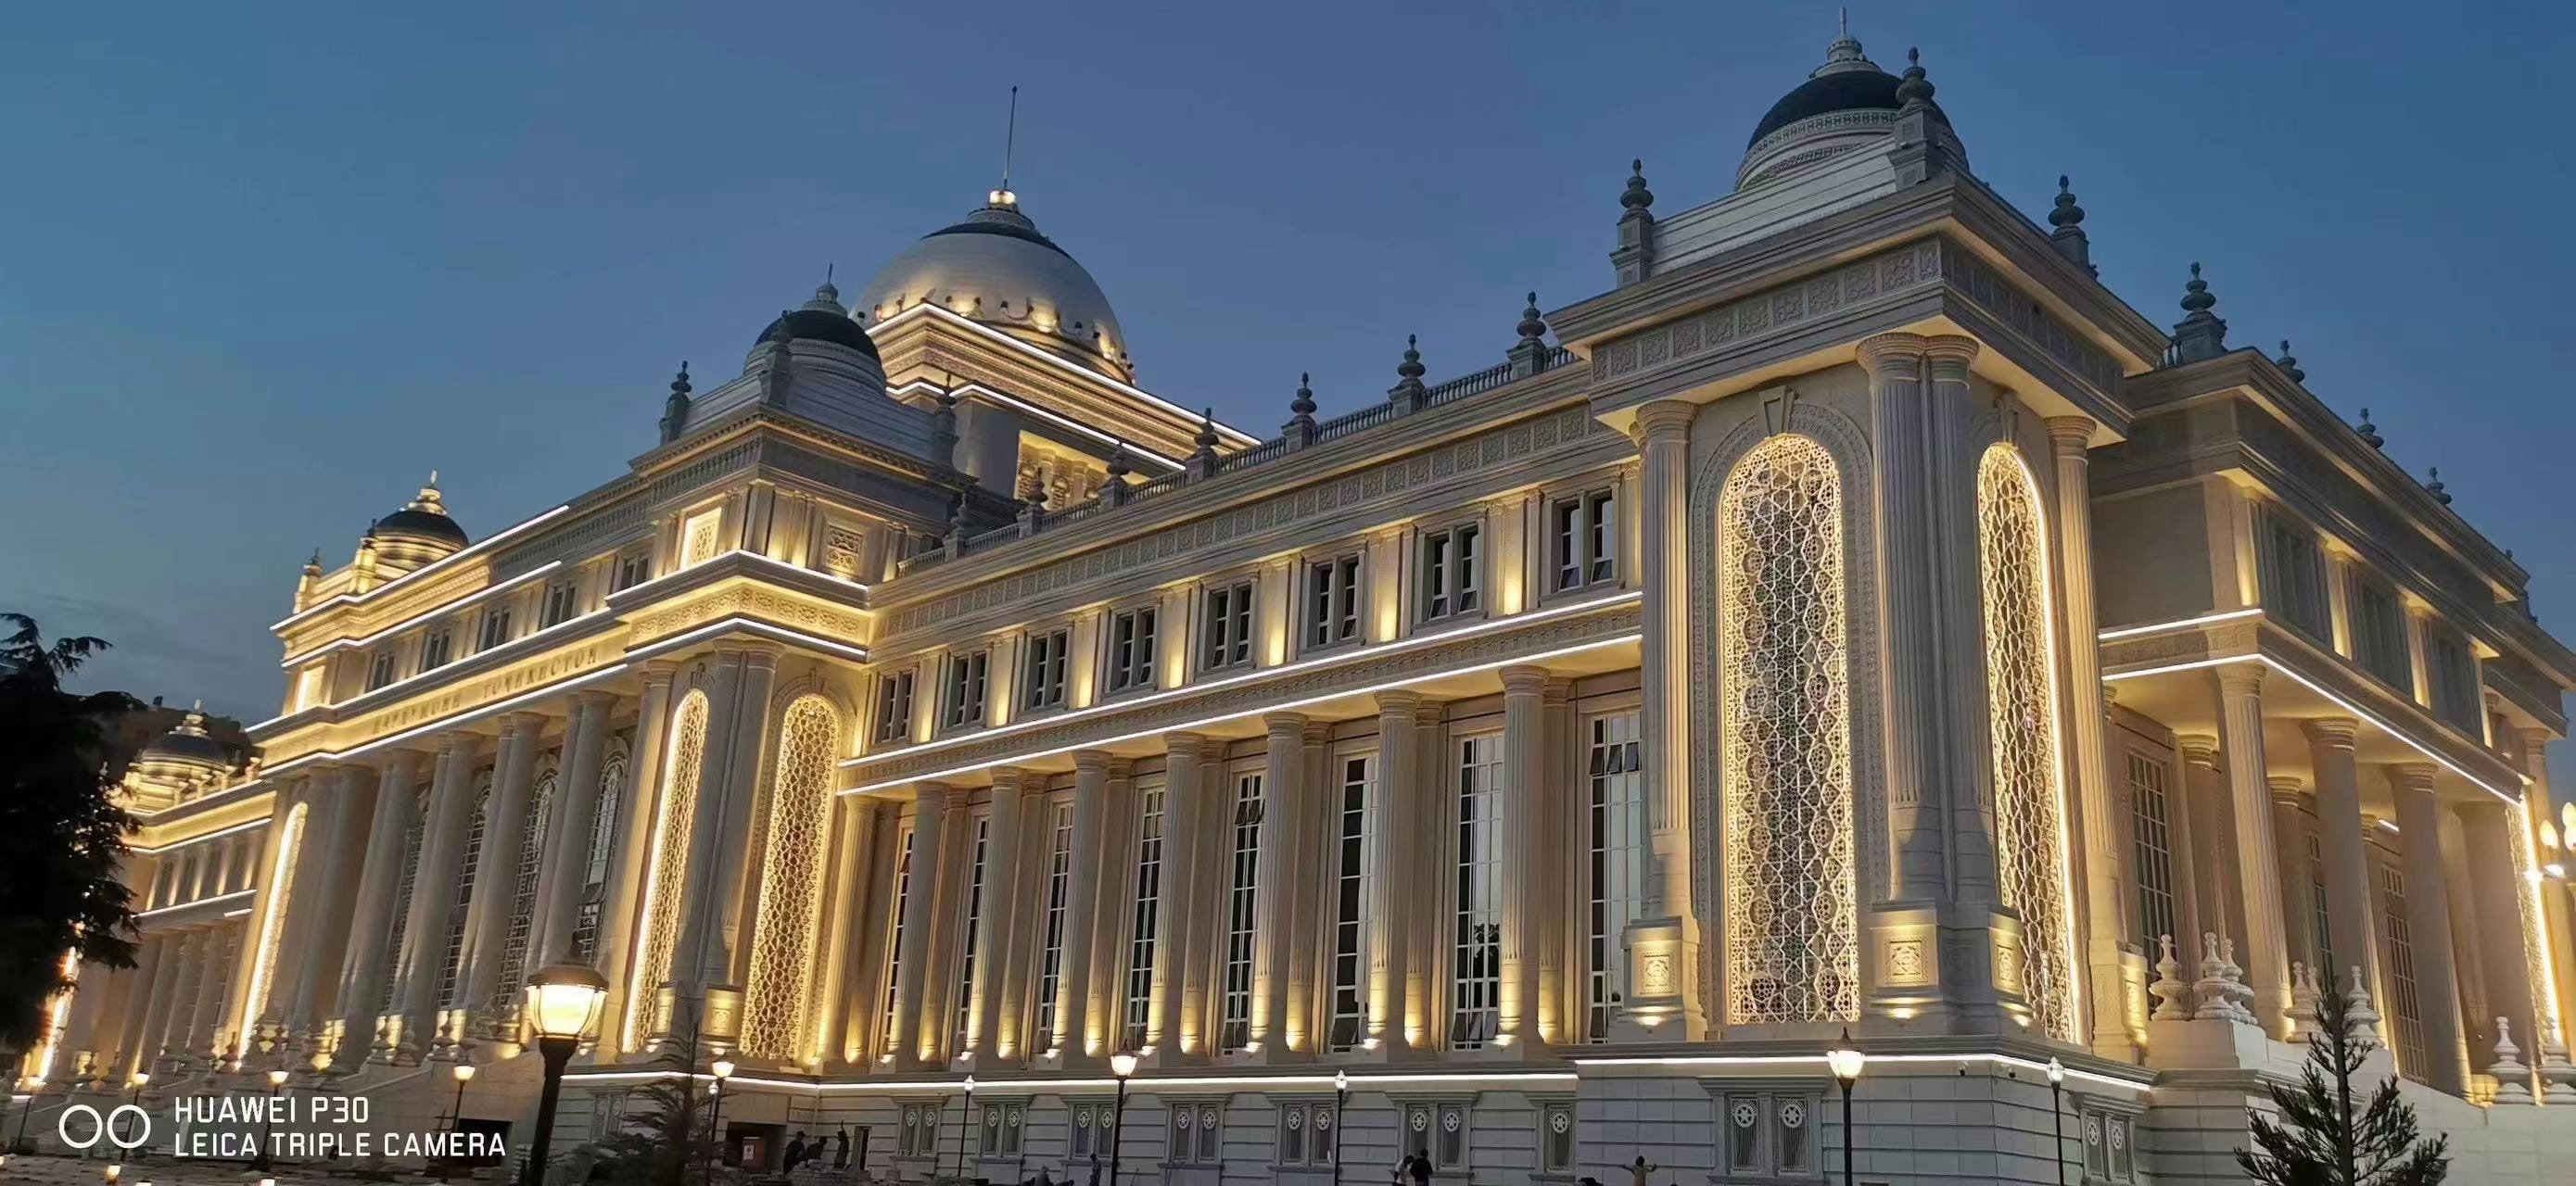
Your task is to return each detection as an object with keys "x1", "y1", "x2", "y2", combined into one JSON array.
[
  {"x1": 238, "y1": 800, "x2": 310, "y2": 1041},
  {"x1": 1718, "y1": 433, "x2": 1859, "y2": 1025},
  {"x1": 622, "y1": 688, "x2": 709, "y2": 1050},
  {"x1": 741, "y1": 694, "x2": 842, "y2": 1063},
  {"x1": 1974, "y1": 443, "x2": 2083, "y2": 1041}
]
